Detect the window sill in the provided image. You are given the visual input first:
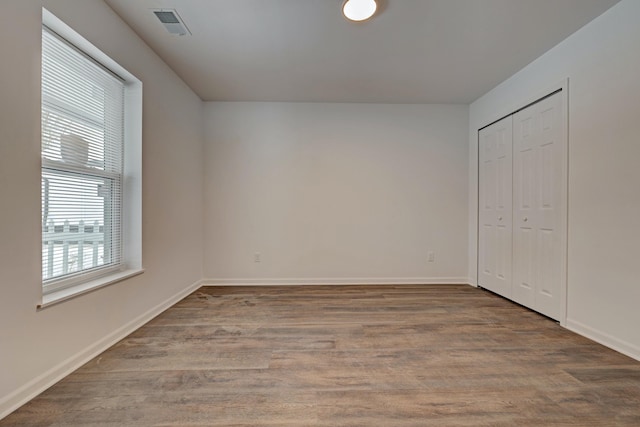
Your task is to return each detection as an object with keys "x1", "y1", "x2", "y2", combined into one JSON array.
[{"x1": 38, "y1": 268, "x2": 144, "y2": 310}]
